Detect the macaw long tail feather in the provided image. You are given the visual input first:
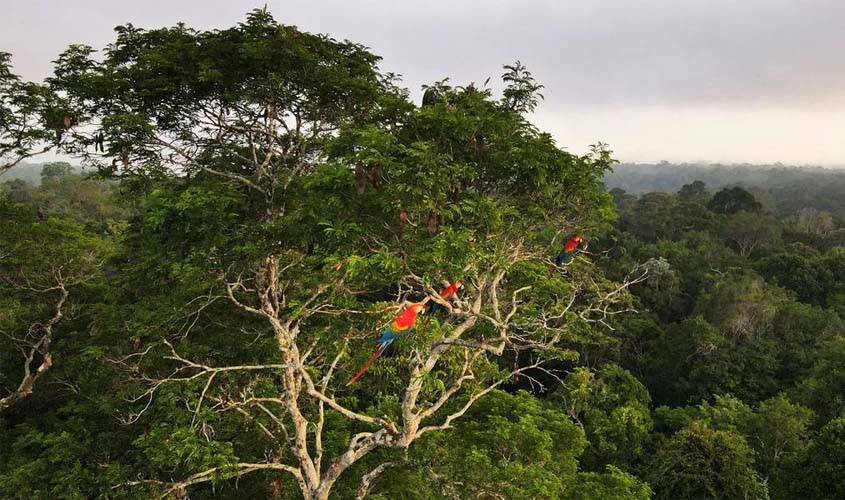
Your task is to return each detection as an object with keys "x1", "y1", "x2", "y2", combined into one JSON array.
[{"x1": 346, "y1": 344, "x2": 388, "y2": 386}]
